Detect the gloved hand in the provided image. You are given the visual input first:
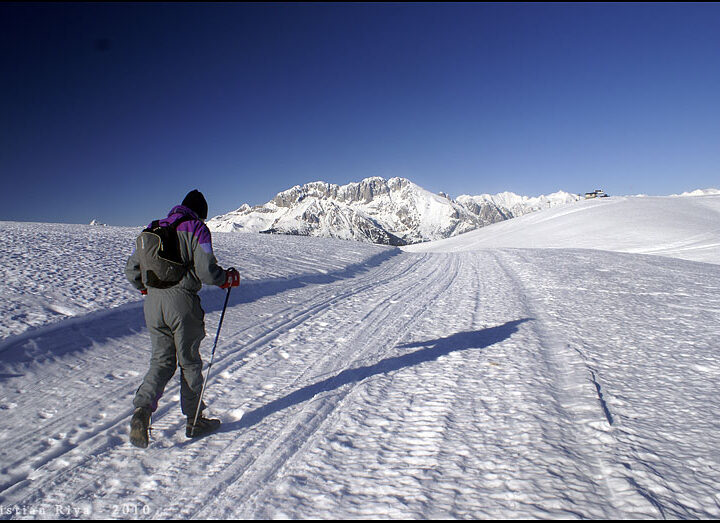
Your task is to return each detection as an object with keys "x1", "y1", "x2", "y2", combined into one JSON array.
[
  {"x1": 140, "y1": 289, "x2": 148, "y2": 295},
  {"x1": 220, "y1": 268, "x2": 240, "y2": 289}
]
